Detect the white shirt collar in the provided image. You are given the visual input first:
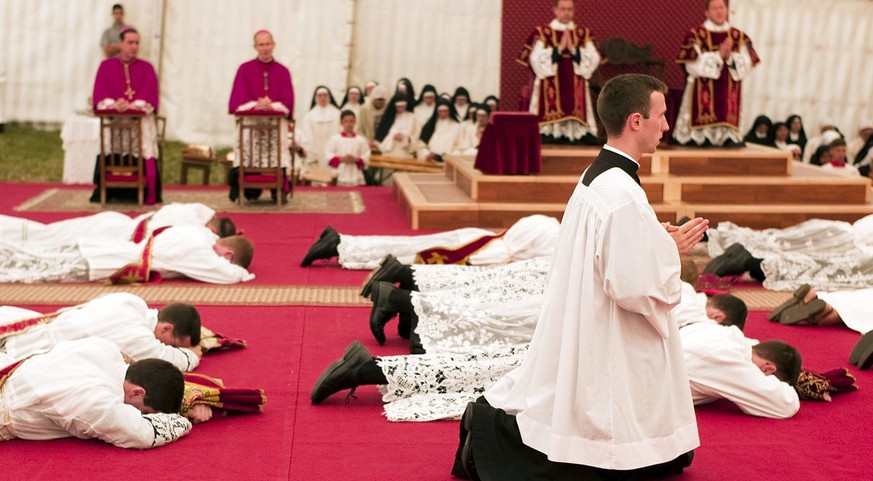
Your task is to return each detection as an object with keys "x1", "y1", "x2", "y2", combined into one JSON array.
[
  {"x1": 703, "y1": 19, "x2": 731, "y2": 32},
  {"x1": 550, "y1": 19, "x2": 575, "y2": 31},
  {"x1": 603, "y1": 144, "x2": 640, "y2": 166}
]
